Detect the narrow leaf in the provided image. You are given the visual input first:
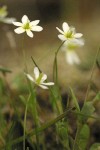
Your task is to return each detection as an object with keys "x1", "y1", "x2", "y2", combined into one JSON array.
[{"x1": 70, "y1": 87, "x2": 80, "y2": 112}]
